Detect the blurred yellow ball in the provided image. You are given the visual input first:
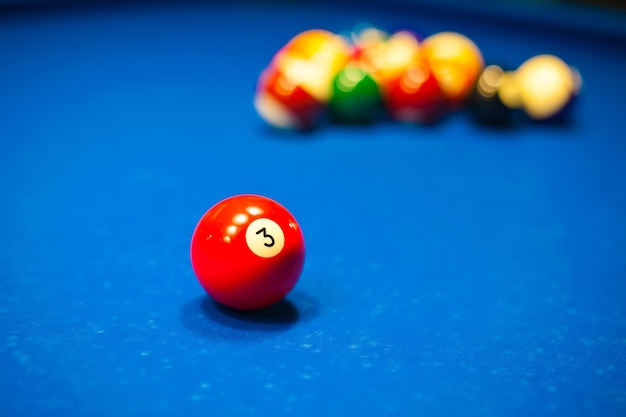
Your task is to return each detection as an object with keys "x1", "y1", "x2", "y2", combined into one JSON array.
[{"x1": 515, "y1": 54, "x2": 580, "y2": 120}]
